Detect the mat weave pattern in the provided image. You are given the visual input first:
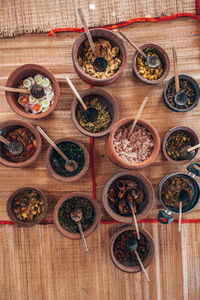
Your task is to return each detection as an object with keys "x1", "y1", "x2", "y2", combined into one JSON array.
[{"x1": 0, "y1": 0, "x2": 196, "y2": 38}]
